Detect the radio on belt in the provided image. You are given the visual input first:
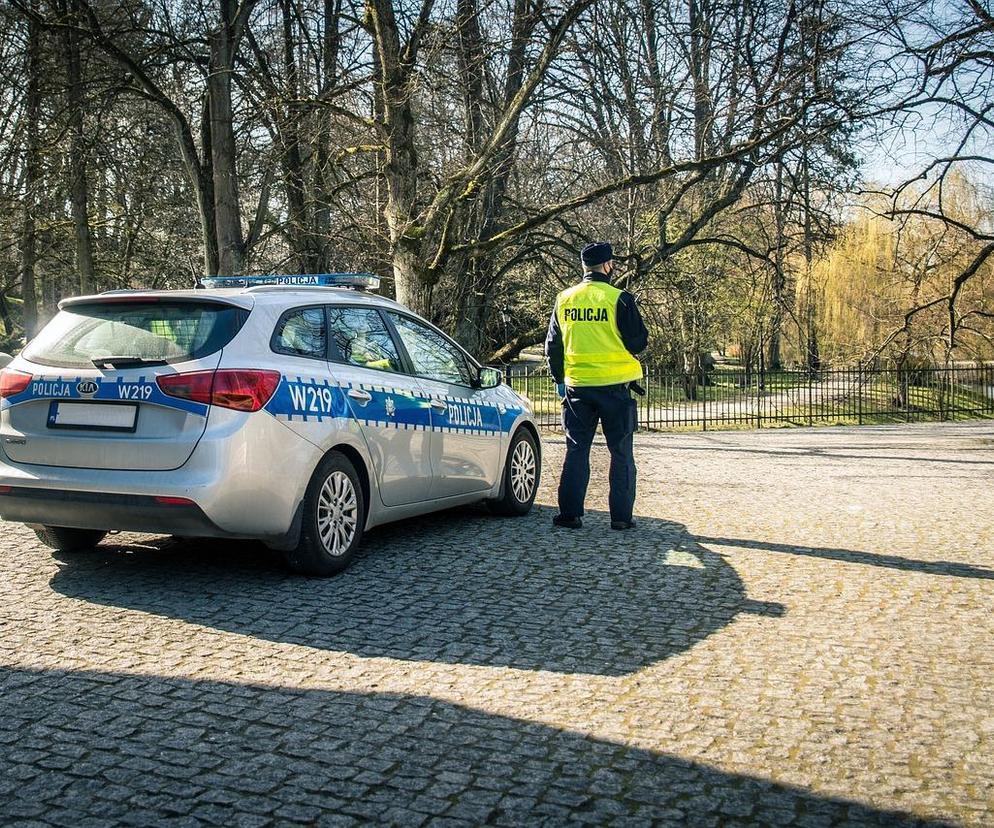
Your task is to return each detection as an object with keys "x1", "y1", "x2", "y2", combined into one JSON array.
[{"x1": 201, "y1": 273, "x2": 381, "y2": 290}]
